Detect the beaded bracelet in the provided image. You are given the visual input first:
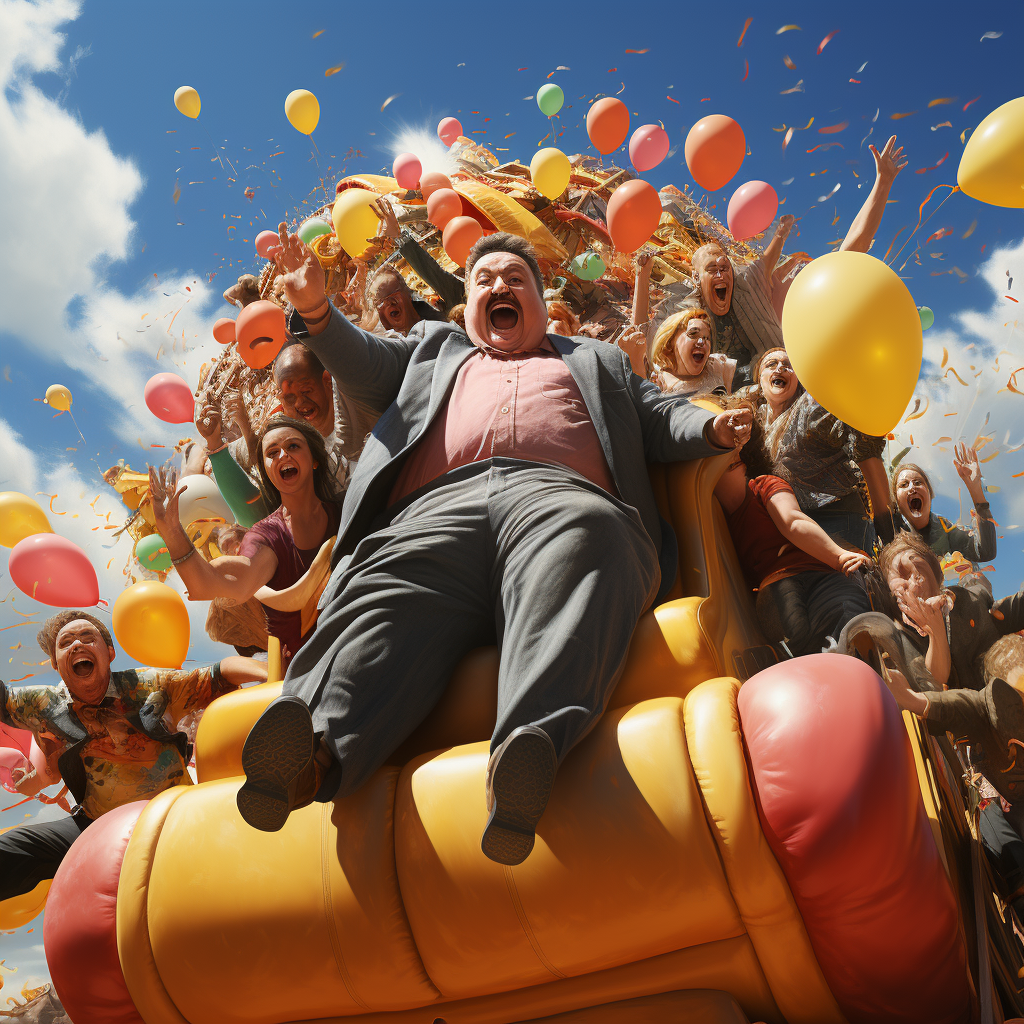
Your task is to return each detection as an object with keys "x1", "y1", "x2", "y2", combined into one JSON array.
[{"x1": 171, "y1": 547, "x2": 196, "y2": 567}]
